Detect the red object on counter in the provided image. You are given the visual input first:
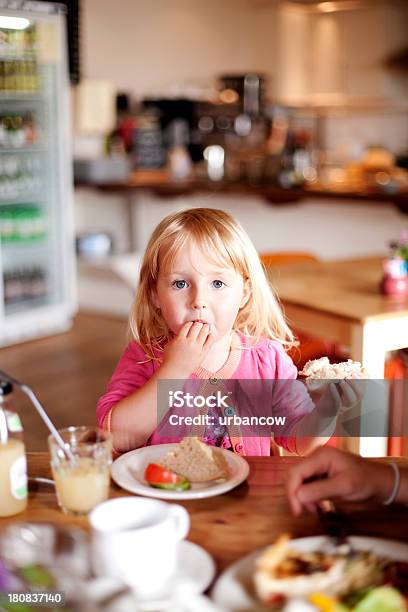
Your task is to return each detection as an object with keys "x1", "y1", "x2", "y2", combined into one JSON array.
[{"x1": 118, "y1": 117, "x2": 136, "y2": 153}]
